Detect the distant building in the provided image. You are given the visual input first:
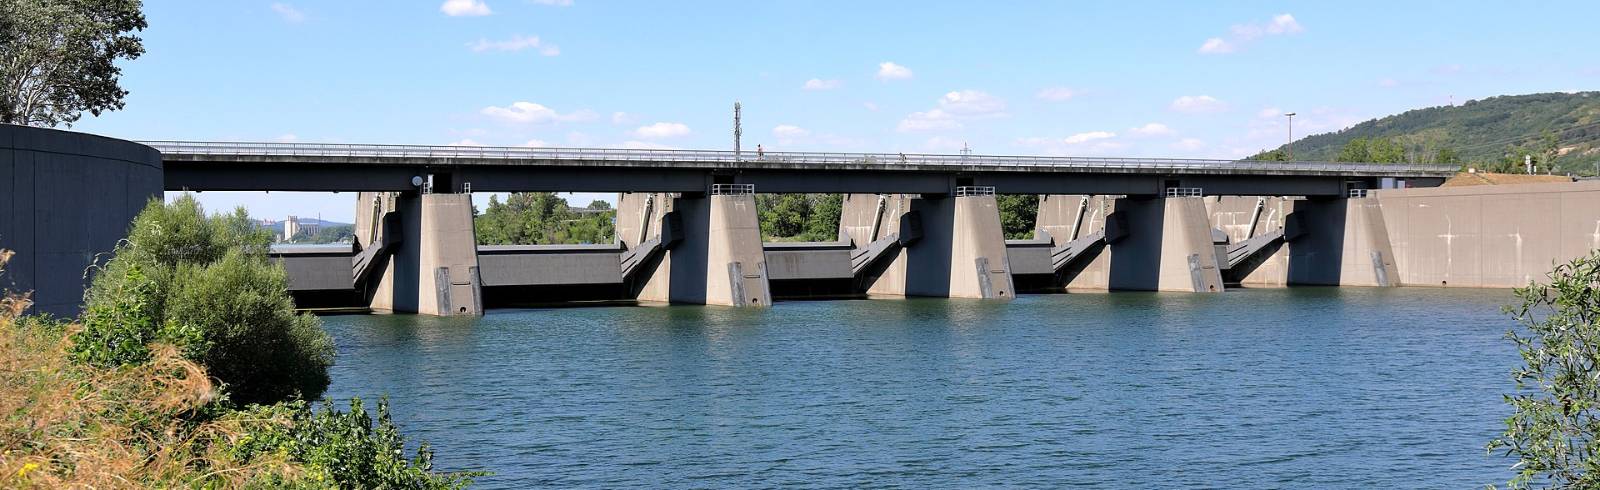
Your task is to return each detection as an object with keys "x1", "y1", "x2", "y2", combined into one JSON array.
[{"x1": 284, "y1": 216, "x2": 320, "y2": 242}]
